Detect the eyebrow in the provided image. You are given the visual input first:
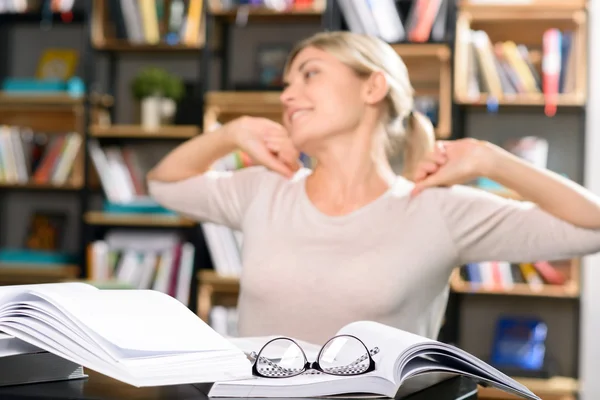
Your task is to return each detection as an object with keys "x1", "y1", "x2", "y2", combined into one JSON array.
[
  {"x1": 282, "y1": 58, "x2": 322, "y2": 86},
  {"x1": 297, "y1": 58, "x2": 322, "y2": 71}
]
